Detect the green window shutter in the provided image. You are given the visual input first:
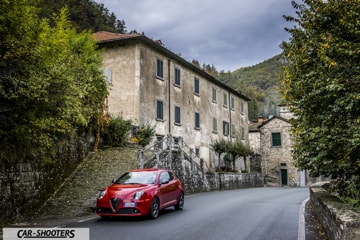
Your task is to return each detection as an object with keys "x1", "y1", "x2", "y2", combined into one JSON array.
[{"x1": 272, "y1": 132, "x2": 281, "y2": 146}]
